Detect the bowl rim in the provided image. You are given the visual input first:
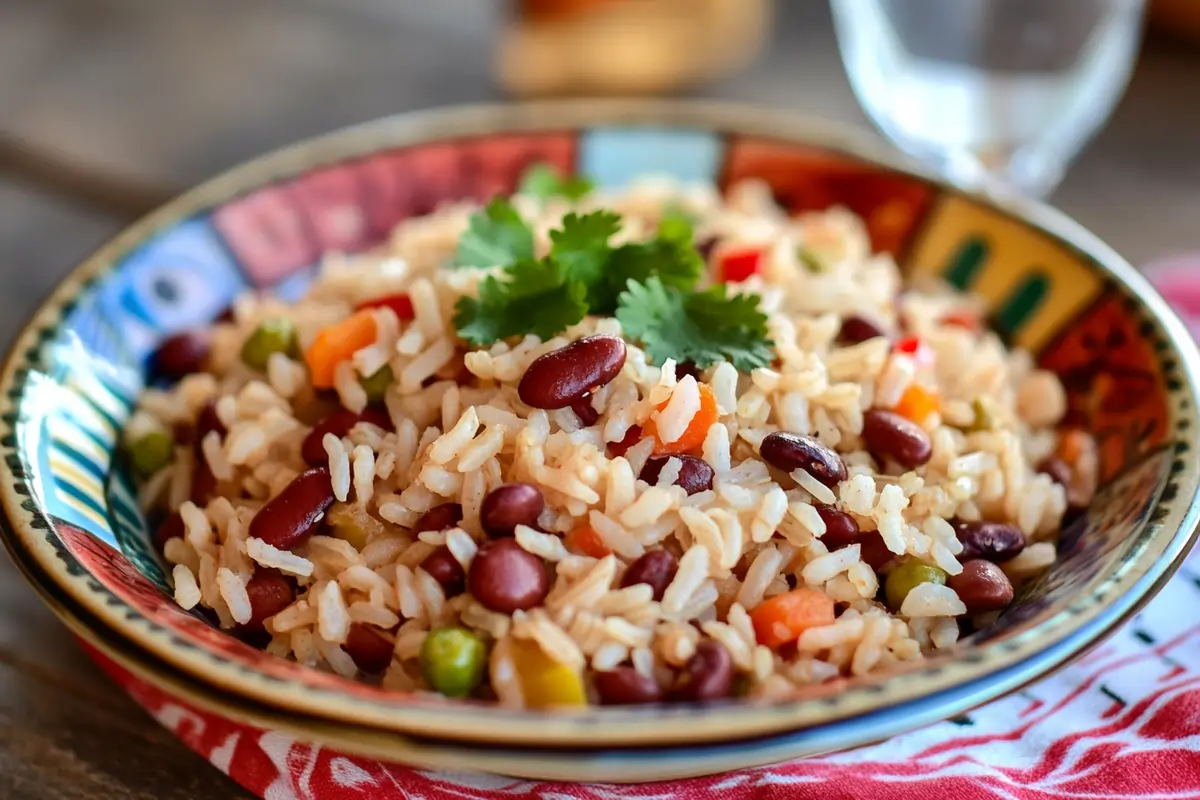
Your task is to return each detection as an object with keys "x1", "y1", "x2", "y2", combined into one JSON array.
[{"x1": 2, "y1": 98, "x2": 1199, "y2": 748}]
